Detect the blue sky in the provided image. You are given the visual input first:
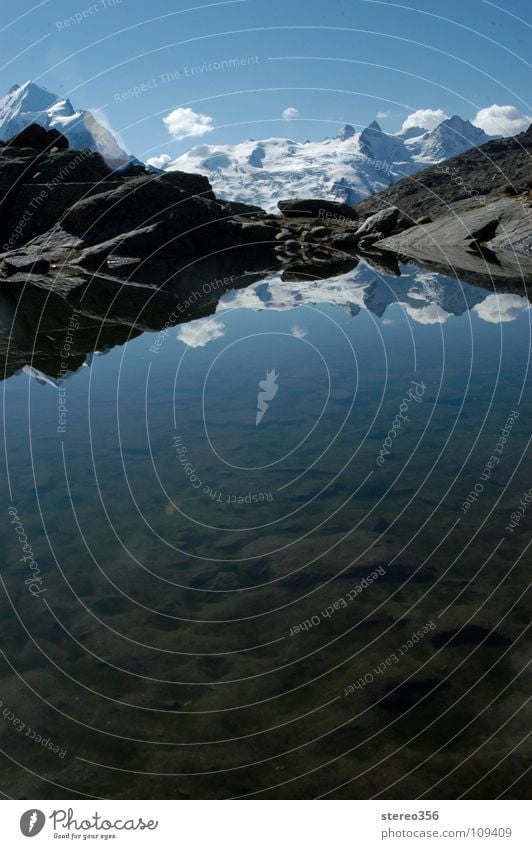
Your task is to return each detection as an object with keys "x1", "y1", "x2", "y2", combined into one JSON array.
[{"x1": 1, "y1": 0, "x2": 531, "y2": 160}]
